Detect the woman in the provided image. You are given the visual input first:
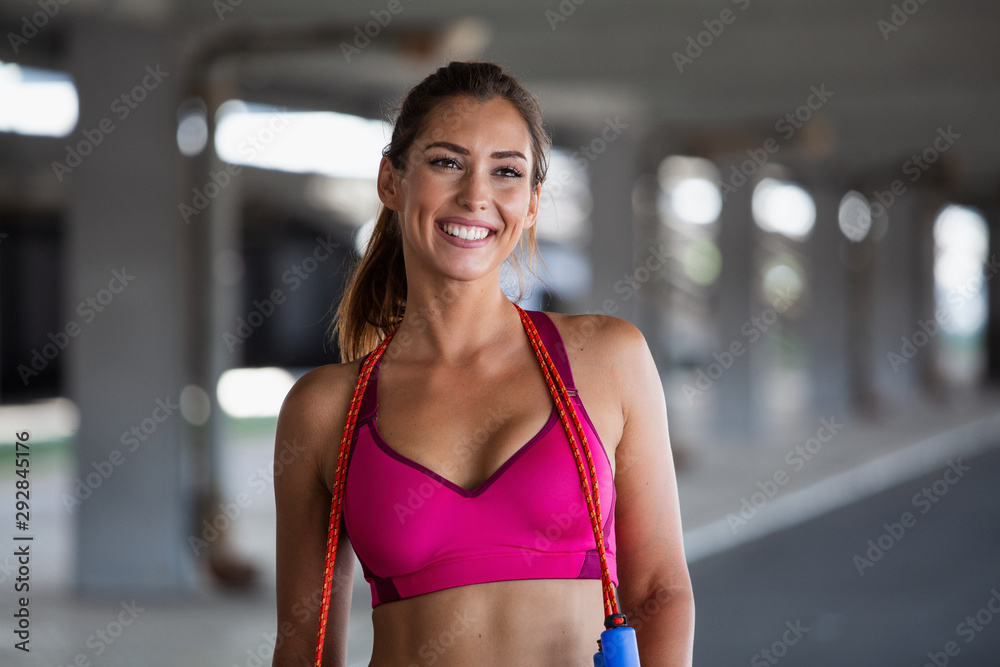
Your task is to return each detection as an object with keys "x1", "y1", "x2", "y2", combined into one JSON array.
[{"x1": 273, "y1": 61, "x2": 694, "y2": 666}]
